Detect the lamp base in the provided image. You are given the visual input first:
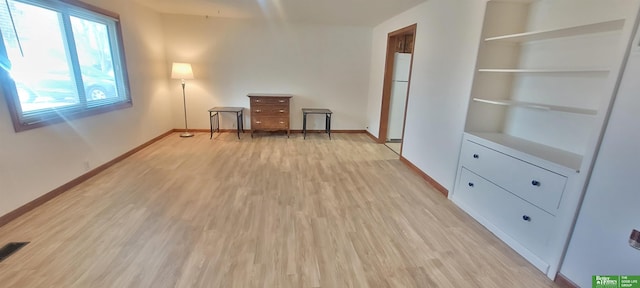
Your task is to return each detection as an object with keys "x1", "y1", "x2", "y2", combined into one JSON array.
[{"x1": 180, "y1": 132, "x2": 194, "y2": 138}]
